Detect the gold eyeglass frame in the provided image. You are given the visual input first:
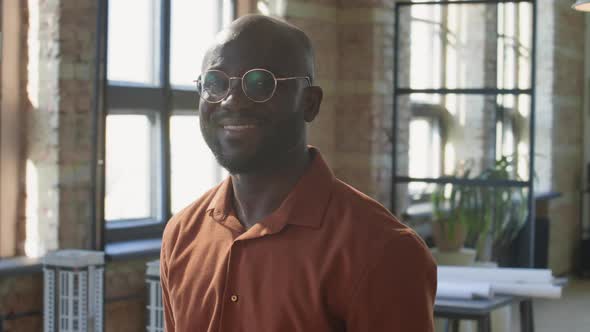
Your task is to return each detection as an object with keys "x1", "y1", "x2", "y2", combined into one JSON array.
[{"x1": 194, "y1": 68, "x2": 311, "y2": 103}]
